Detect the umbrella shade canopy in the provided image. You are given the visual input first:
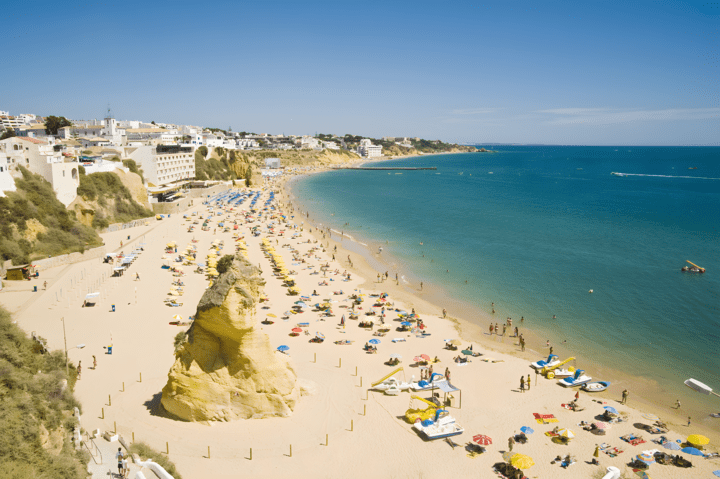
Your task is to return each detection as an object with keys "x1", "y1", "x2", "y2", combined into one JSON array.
[
  {"x1": 603, "y1": 406, "x2": 618, "y2": 415},
  {"x1": 461, "y1": 350, "x2": 474, "y2": 355},
  {"x1": 291, "y1": 327, "x2": 302, "y2": 333},
  {"x1": 637, "y1": 452, "x2": 655, "y2": 463},
  {"x1": 420, "y1": 354, "x2": 430, "y2": 360},
  {"x1": 681, "y1": 447, "x2": 704, "y2": 456},
  {"x1": 389, "y1": 353, "x2": 402, "y2": 359},
  {"x1": 663, "y1": 441, "x2": 681, "y2": 450},
  {"x1": 472, "y1": 434, "x2": 492, "y2": 446},
  {"x1": 172, "y1": 314, "x2": 183, "y2": 320},
  {"x1": 520, "y1": 426, "x2": 534, "y2": 434},
  {"x1": 267, "y1": 313, "x2": 277, "y2": 318},
  {"x1": 277, "y1": 345, "x2": 289, "y2": 352},
  {"x1": 368, "y1": 339, "x2": 380, "y2": 344},
  {"x1": 316, "y1": 332, "x2": 325, "y2": 339},
  {"x1": 687, "y1": 434, "x2": 710, "y2": 446},
  {"x1": 593, "y1": 422, "x2": 608, "y2": 430},
  {"x1": 557, "y1": 428, "x2": 575, "y2": 439},
  {"x1": 642, "y1": 413, "x2": 659, "y2": 421},
  {"x1": 401, "y1": 321, "x2": 412, "y2": 326},
  {"x1": 509, "y1": 453, "x2": 535, "y2": 469}
]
